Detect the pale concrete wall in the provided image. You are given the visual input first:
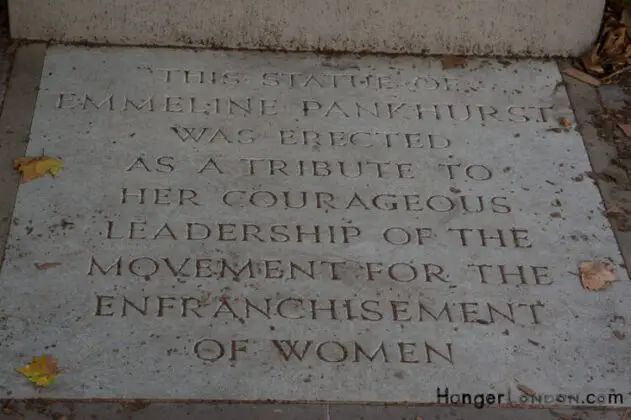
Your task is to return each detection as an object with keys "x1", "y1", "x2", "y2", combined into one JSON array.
[{"x1": 9, "y1": 0, "x2": 605, "y2": 56}]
